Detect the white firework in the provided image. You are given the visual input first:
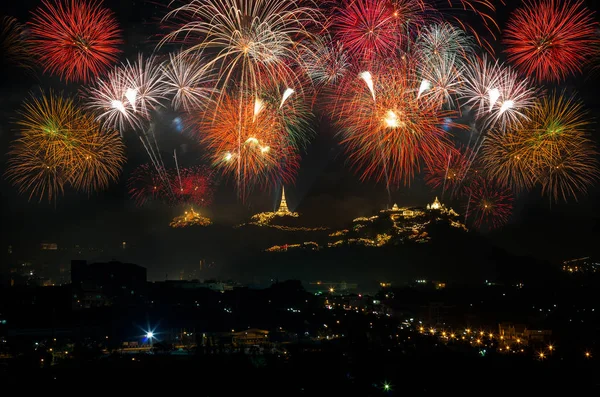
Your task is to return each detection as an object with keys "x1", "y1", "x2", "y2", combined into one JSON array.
[
  {"x1": 86, "y1": 54, "x2": 165, "y2": 132},
  {"x1": 162, "y1": 52, "x2": 216, "y2": 112},
  {"x1": 300, "y1": 34, "x2": 349, "y2": 86},
  {"x1": 459, "y1": 55, "x2": 503, "y2": 121},
  {"x1": 416, "y1": 22, "x2": 474, "y2": 66},
  {"x1": 419, "y1": 52, "x2": 464, "y2": 109},
  {"x1": 160, "y1": 0, "x2": 323, "y2": 95}
]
